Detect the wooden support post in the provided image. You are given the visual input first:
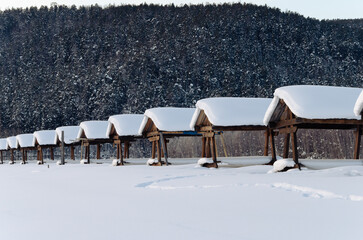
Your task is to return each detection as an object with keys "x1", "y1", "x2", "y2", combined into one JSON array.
[
  {"x1": 22, "y1": 149, "x2": 26, "y2": 164},
  {"x1": 201, "y1": 137, "x2": 206, "y2": 158},
  {"x1": 160, "y1": 133, "x2": 169, "y2": 165},
  {"x1": 210, "y1": 135, "x2": 218, "y2": 168},
  {"x1": 96, "y1": 144, "x2": 101, "y2": 160},
  {"x1": 220, "y1": 132, "x2": 228, "y2": 158},
  {"x1": 264, "y1": 130, "x2": 269, "y2": 156},
  {"x1": 269, "y1": 129, "x2": 276, "y2": 163},
  {"x1": 283, "y1": 133, "x2": 290, "y2": 159},
  {"x1": 70, "y1": 146, "x2": 75, "y2": 160},
  {"x1": 0, "y1": 151, "x2": 3, "y2": 164},
  {"x1": 151, "y1": 141, "x2": 156, "y2": 159},
  {"x1": 86, "y1": 145, "x2": 90, "y2": 164},
  {"x1": 37, "y1": 149, "x2": 39, "y2": 160},
  {"x1": 291, "y1": 131, "x2": 300, "y2": 169},
  {"x1": 39, "y1": 147, "x2": 44, "y2": 164},
  {"x1": 50, "y1": 147, "x2": 54, "y2": 160},
  {"x1": 119, "y1": 142, "x2": 124, "y2": 165},
  {"x1": 116, "y1": 143, "x2": 120, "y2": 159},
  {"x1": 11, "y1": 149, "x2": 14, "y2": 164},
  {"x1": 354, "y1": 125, "x2": 362, "y2": 159},
  {"x1": 61, "y1": 131, "x2": 65, "y2": 165},
  {"x1": 124, "y1": 141, "x2": 129, "y2": 159},
  {"x1": 156, "y1": 140, "x2": 161, "y2": 164},
  {"x1": 206, "y1": 137, "x2": 211, "y2": 158}
]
